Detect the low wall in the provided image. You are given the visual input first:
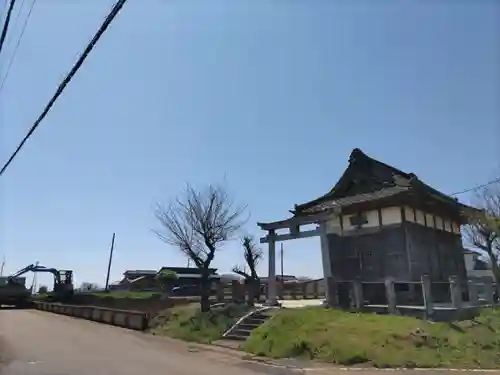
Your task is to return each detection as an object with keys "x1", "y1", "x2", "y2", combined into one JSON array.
[
  {"x1": 34, "y1": 302, "x2": 150, "y2": 331},
  {"x1": 69, "y1": 294, "x2": 197, "y2": 314}
]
